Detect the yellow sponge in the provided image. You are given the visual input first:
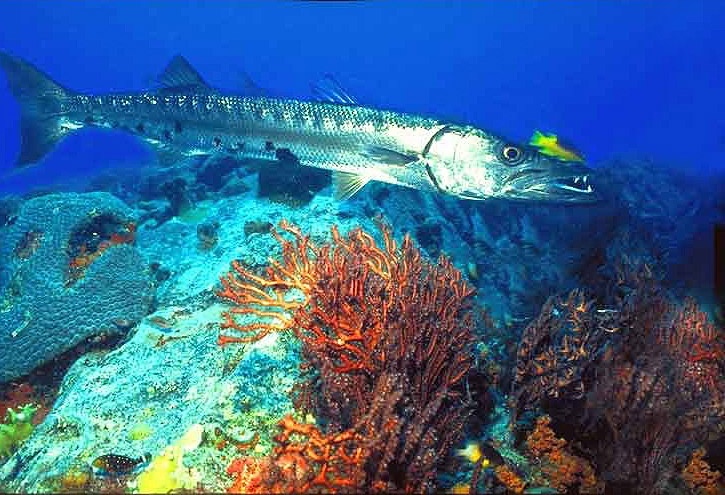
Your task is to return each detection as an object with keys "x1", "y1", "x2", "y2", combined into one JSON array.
[{"x1": 134, "y1": 424, "x2": 203, "y2": 493}]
